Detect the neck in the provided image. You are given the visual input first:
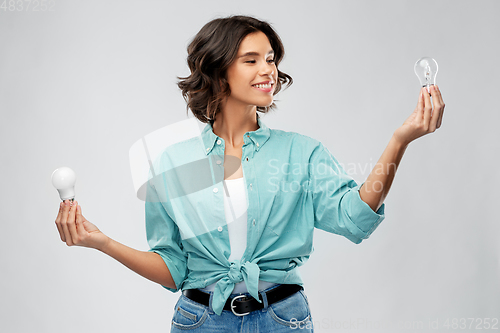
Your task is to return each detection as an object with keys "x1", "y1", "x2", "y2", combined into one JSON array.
[{"x1": 212, "y1": 99, "x2": 259, "y2": 148}]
